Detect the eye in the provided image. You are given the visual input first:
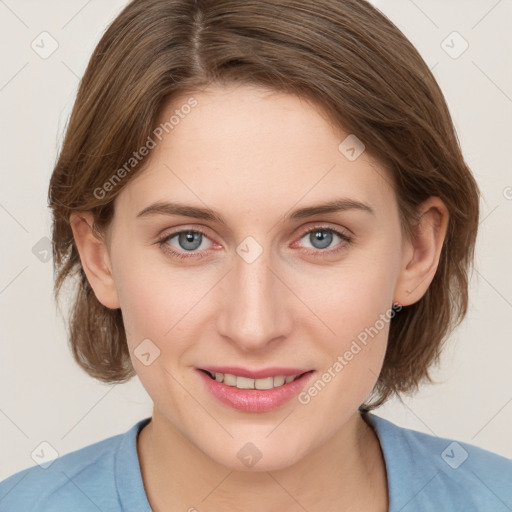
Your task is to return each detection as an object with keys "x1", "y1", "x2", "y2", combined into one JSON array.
[
  {"x1": 295, "y1": 225, "x2": 352, "y2": 256},
  {"x1": 157, "y1": 225, "x2": 353, "y2": 261},
  {"x1": 157, "y1": 229, "x2": 213, "y2": 260}
]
